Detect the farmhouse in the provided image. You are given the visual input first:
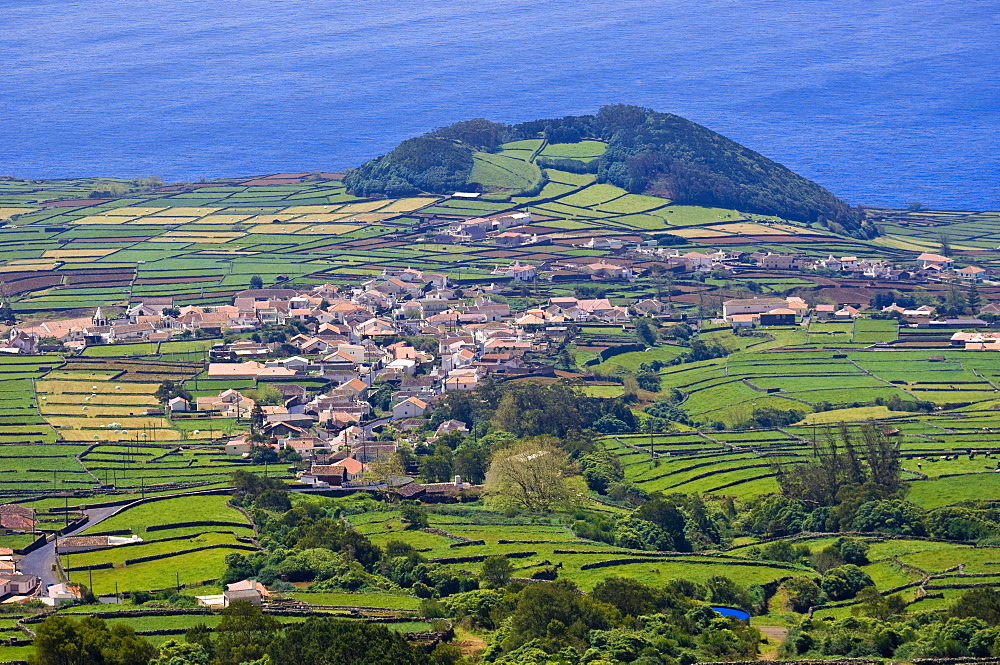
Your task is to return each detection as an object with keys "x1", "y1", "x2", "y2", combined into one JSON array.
[
  {"x1": 392, "y1": 396, "x2": 429, "y2": 419},
  {"x1": 0, "y1": 504, "x2": 35, "y2": 534},
  {"x1": 917, "y1": 253, "x2": 955, "y2": 269},
  {"x1": 721, "y1": 297, "x2": 787, "y2": 320},
  {"x1": 207, "y1": 362, "x2": 297, "y2": 380},
  {"x1": 196, "y1": 389, "x2": 255, "y2": 417}
]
